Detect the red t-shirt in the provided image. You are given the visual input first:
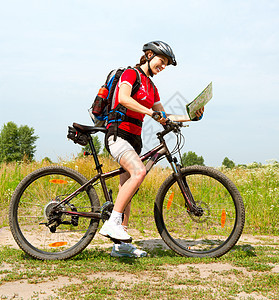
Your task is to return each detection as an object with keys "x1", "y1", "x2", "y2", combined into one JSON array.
[{"x1": 110, "y1": 68, "x2": 160, "y2": 135}]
